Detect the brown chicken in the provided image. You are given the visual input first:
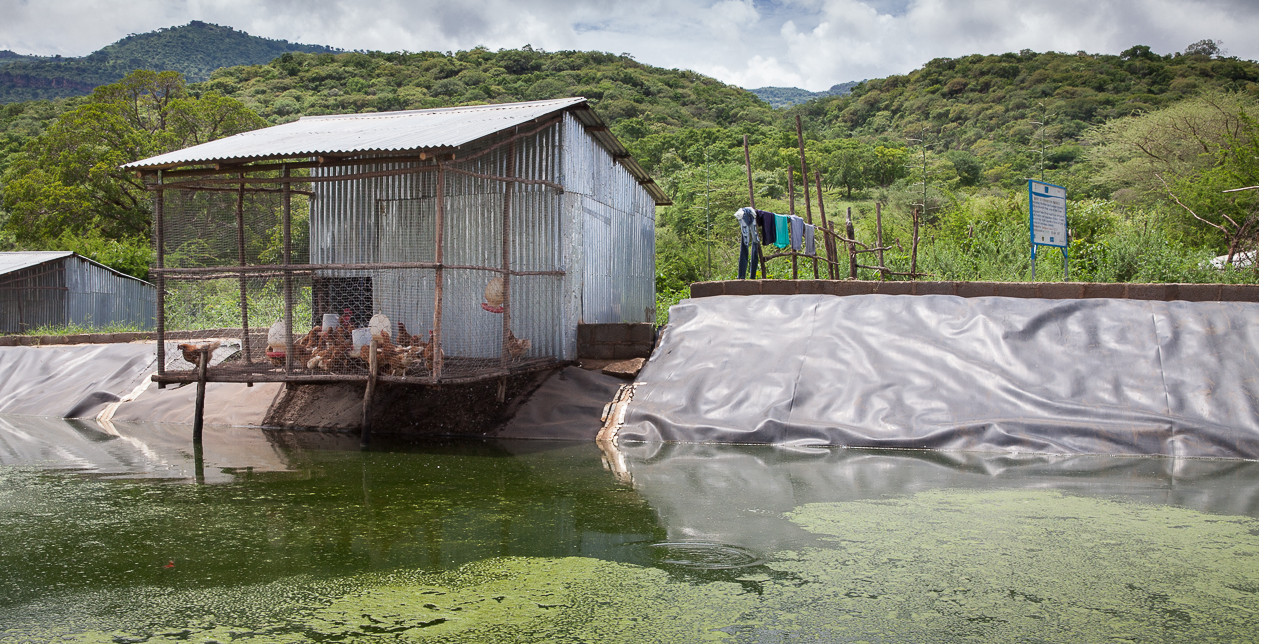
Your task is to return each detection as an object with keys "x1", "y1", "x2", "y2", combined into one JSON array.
[
  {"x1": 179, "y1": 340, "x2": 221, "y2": 365},
  {"x1": 504, "y1": 329, "x2": 530, "y2": 360}
]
